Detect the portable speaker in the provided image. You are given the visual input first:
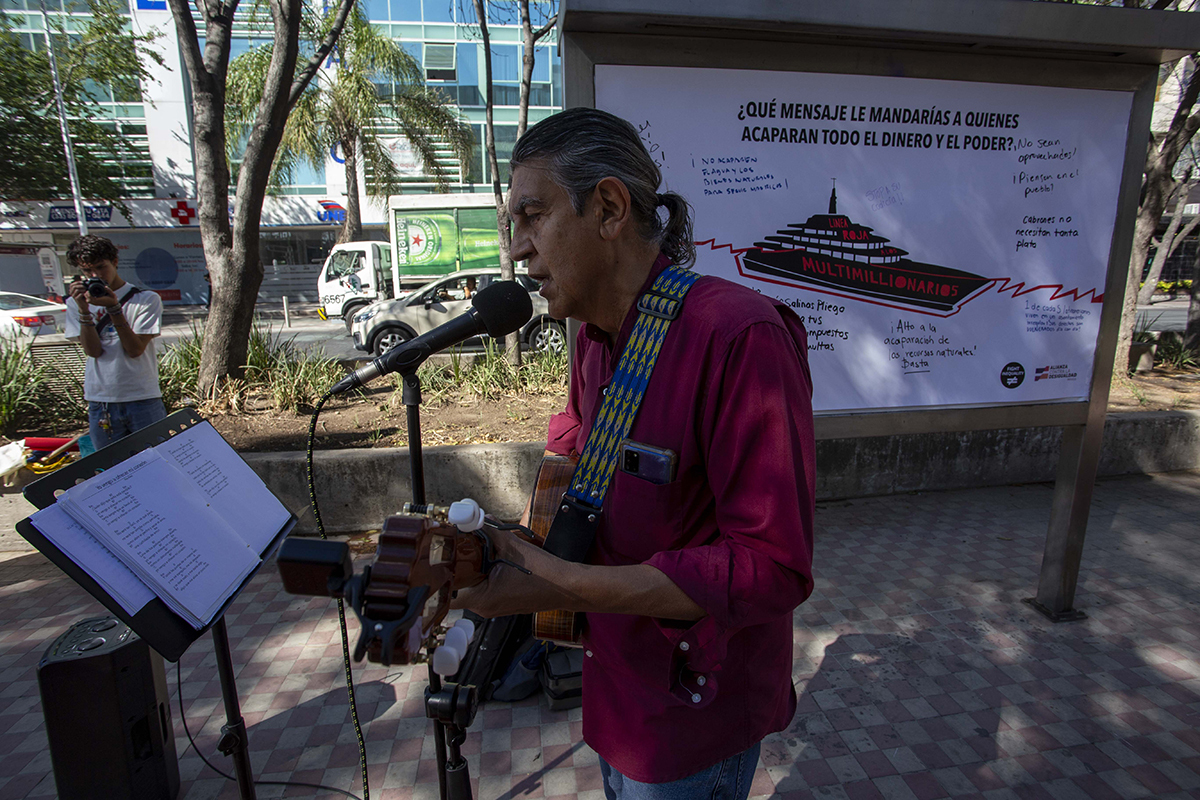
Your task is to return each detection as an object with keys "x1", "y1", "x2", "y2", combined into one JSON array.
[{"x1": 37, "y1": 616, "x2": 180, "y2": 800}]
